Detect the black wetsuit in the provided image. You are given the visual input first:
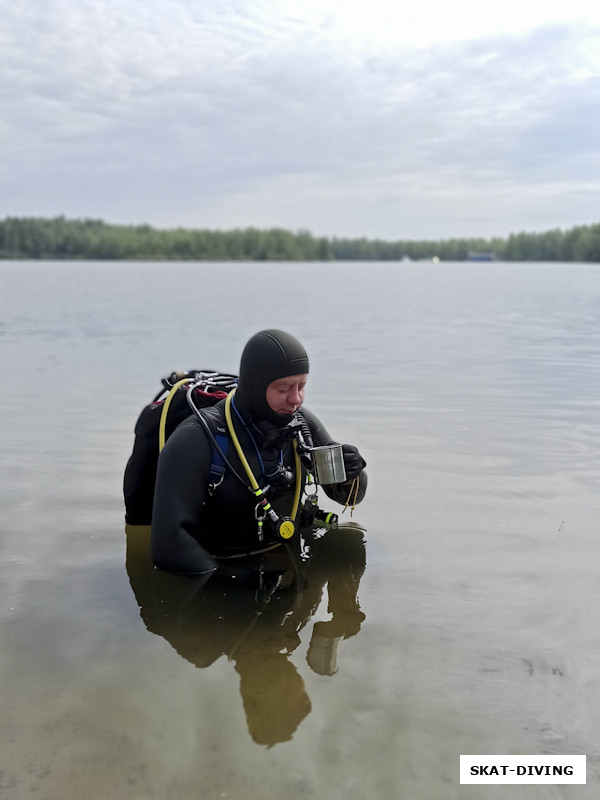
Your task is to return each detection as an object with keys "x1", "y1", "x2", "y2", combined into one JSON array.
[
  {"x1": 150, "y1": 329, "x2": 367, "y2": 575},
  {"x1": 151, "y1": 400, "x2": 367, "y2": 574}
]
